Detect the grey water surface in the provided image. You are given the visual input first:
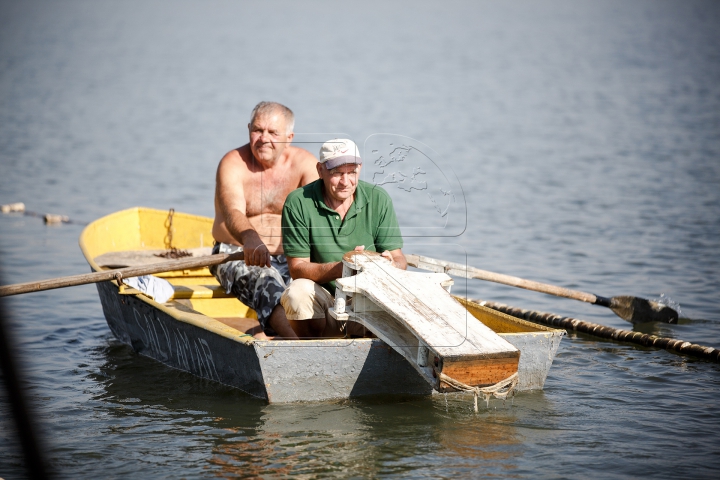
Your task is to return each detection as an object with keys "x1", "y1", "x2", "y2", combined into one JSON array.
[{"x1": 1, "y1": 0, "x2": 720, "y2": 478}]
